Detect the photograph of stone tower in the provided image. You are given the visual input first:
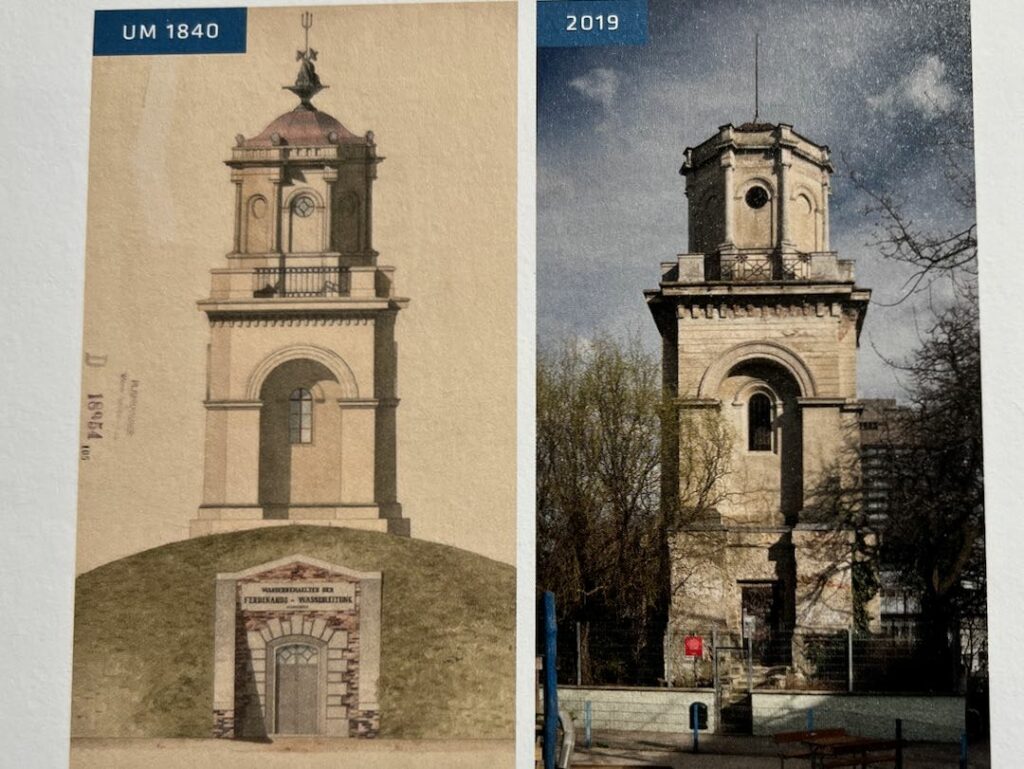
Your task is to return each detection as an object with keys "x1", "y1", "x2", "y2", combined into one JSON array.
[
  {"x1": 70, "y1": 4, "x2": 517, "y2": 768},
  {"x1": 646, "y1": 121, "x2": 873, "y2": 672},
  {"x1": 538, "y1": 0, "x2": 986, "y2": 751}
]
